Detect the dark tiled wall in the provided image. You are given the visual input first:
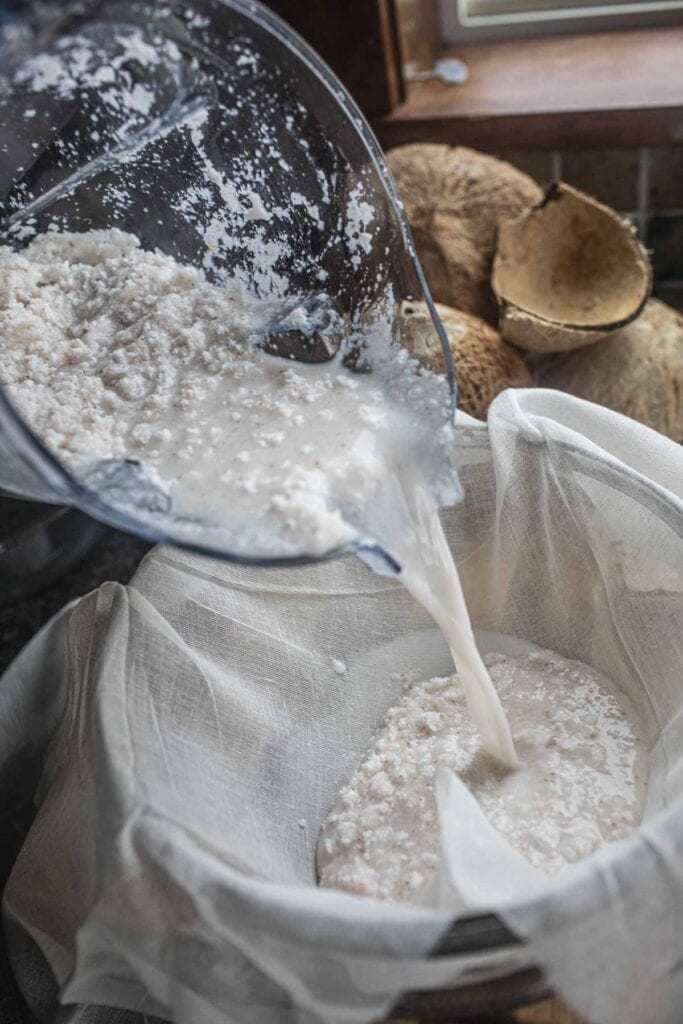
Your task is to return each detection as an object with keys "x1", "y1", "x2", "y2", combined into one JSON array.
[{"x1": 498, "y1": 147, "x2": 683, "y2": 313}]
